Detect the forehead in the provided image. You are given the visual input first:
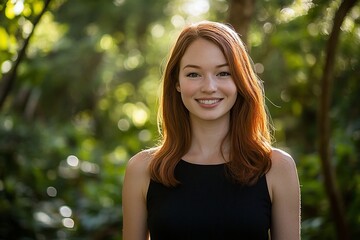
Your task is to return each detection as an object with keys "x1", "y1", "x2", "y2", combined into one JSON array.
[{"x1": 180, "y1": 38, "x2": 227, "y2": 67}]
